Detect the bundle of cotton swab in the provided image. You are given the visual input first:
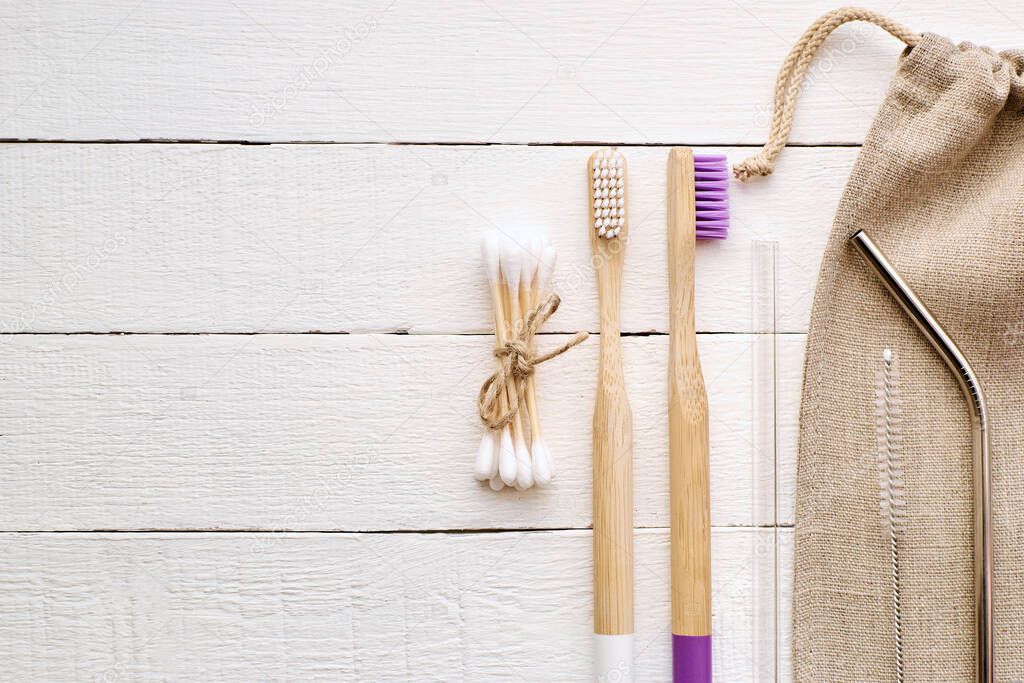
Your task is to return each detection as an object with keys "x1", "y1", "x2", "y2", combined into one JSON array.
[{"x1": 475, "y1": 230, "x2": 563, "y2": 491}]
